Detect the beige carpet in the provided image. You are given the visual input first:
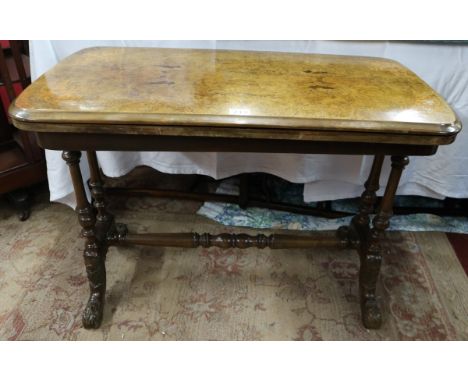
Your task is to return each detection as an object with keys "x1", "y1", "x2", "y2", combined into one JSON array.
[{"x1": 0, "y1": 189, "x2": 467, "y2": 340}]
